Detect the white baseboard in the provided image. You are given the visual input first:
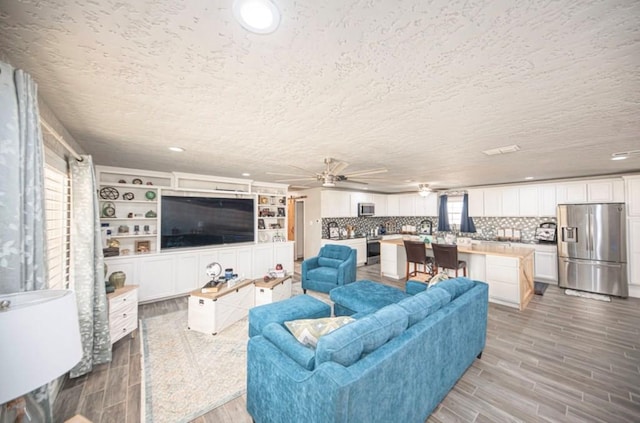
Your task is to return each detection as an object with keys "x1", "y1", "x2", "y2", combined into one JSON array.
[{"x1": 628, "y1": 284, "x2": 640, "y2": 299}]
